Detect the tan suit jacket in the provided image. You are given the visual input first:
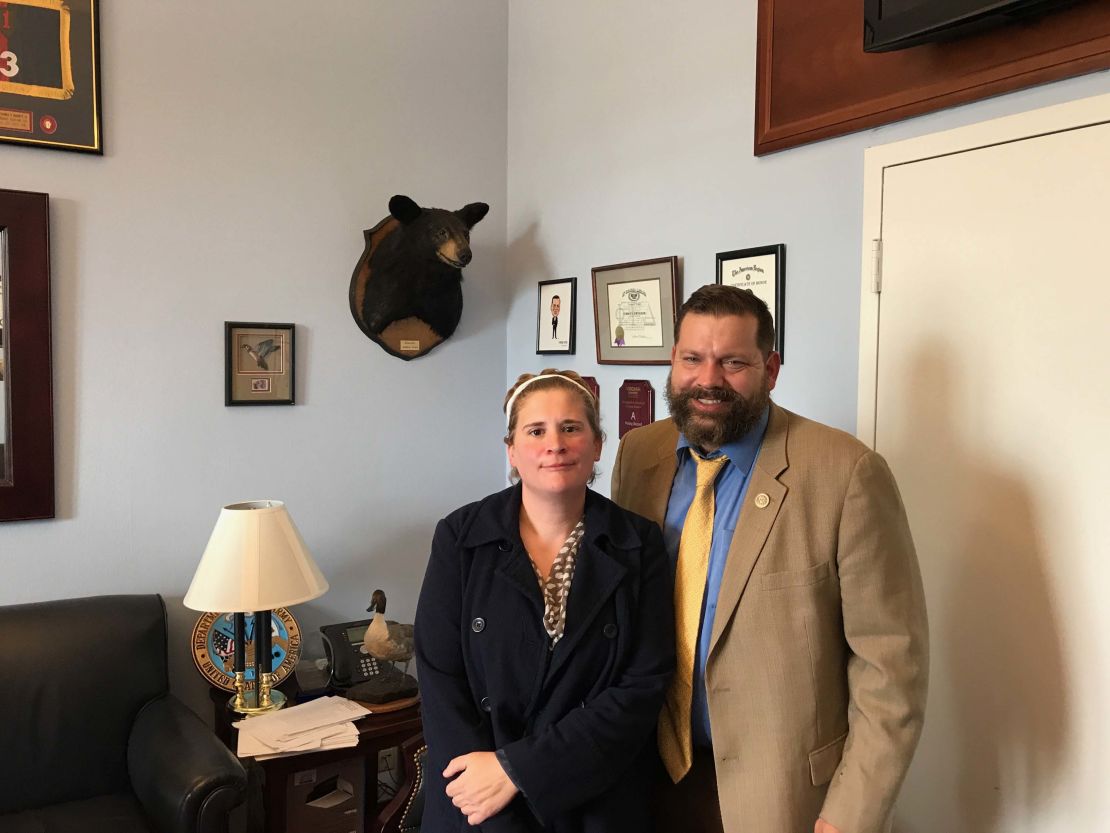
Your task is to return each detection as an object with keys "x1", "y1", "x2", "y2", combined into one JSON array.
[{"x1": 612, "y1": 404, "x2": 928, "y2": 833}]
